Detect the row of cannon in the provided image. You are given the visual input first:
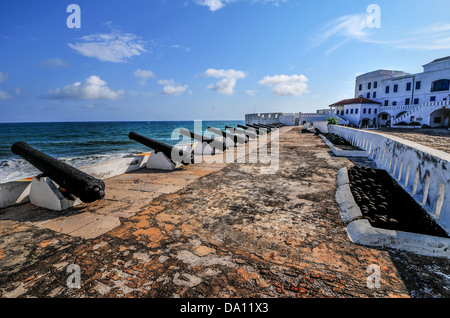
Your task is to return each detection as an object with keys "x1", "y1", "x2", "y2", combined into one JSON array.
[{"x1": 10, "y1": 122, "x2": 285, "y2": 205}]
